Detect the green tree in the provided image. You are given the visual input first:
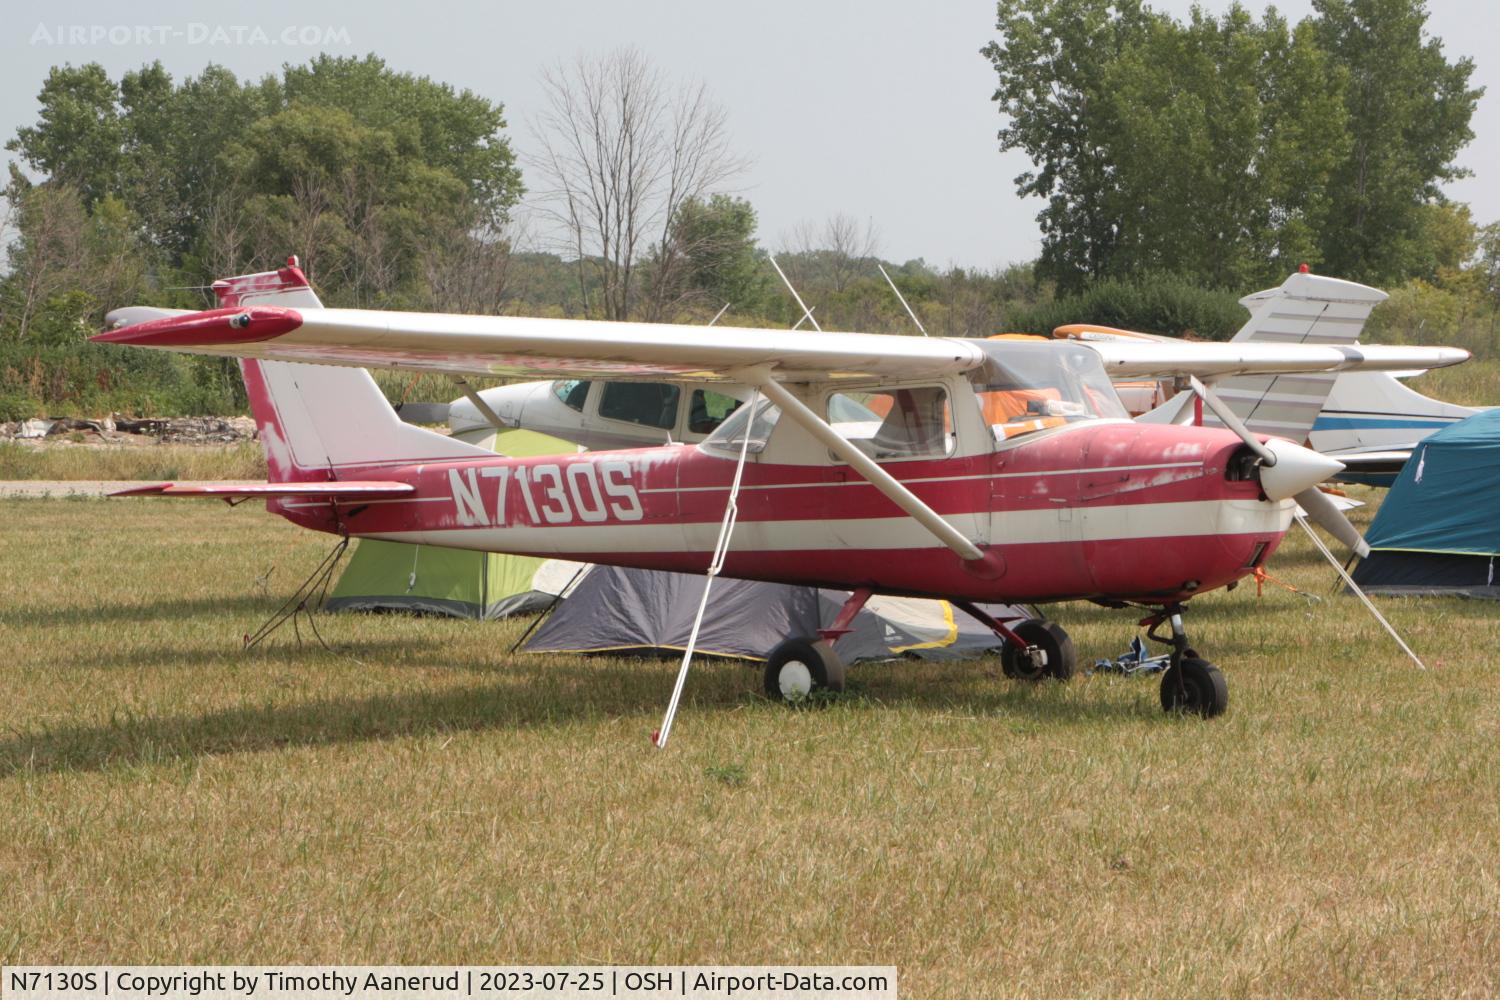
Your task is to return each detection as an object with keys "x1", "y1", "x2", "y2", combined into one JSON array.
[
  {"x1": 651, "y1": 194, "x2": 769, "y2": 316},
  {"x1": 7, "y1": 55, "x2": 523, "y2": 296},
  {"x1": 7, "y1": 64, "x2": 124, "y2": 207},
  {"x1": 982, "y1": 0, "x2": 1160, "y2": 289},
  {"x1": 983, "y1": 0, "x2": 1480, "y2": 290},
  {"x1": 1312, "y1": 0, "x2": 1483, "y2": 283}
]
